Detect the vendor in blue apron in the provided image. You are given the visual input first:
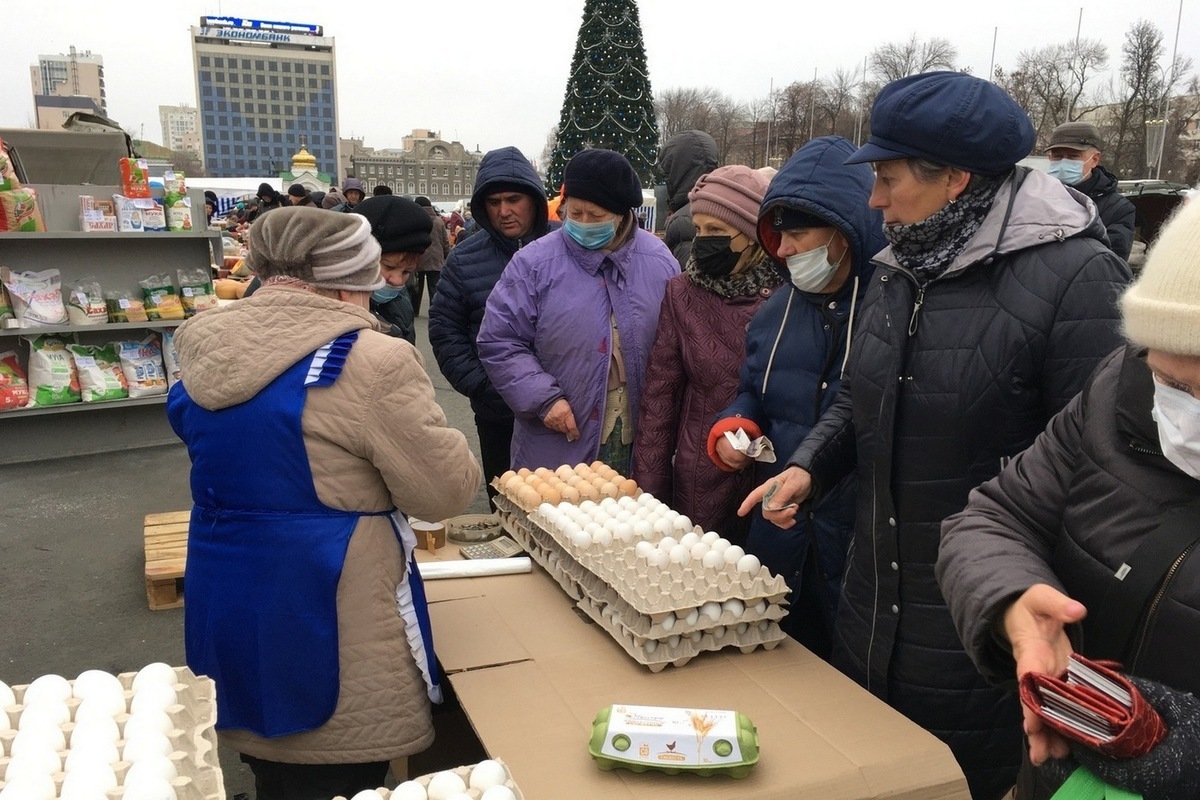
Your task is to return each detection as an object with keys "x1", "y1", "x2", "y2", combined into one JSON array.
[{"x1": 167, "y1": 206, "x2": 482, "y2": 800}]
